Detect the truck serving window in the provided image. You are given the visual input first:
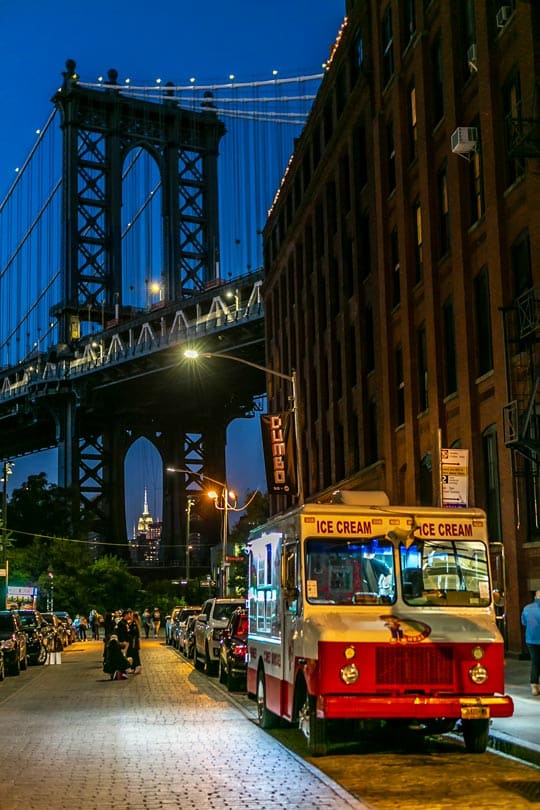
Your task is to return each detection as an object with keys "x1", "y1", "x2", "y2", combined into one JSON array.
[
  {"x1": 305, "y1": 538, "x2": 395, "y2": 605},
  {"x1": 400, "y1": 540, "x2": 491, "y2": 607}
]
